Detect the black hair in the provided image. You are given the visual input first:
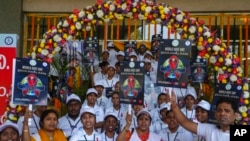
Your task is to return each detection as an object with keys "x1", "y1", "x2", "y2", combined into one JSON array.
[
  {"x1": 104, "y1": 115, "x2": 118, "y2": 122},
  {"x1": 157, "y1": 93, "x2": 166, "y2": 101},
  {"x1": 216, "y1": 98, "x2": 238, "y2": 113},
  {"x1": 115, "y1": 61, "x2": 120, "y2": 67},
  {"x1": 99, "y1": 61, "x2": 109, "y2": 68},
  {"x1": 39, "y1": 109, "x2": 59, "y2": 128},
  {"x1": 137, "y1": 113, "x2": 152, "y2": 123}
]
